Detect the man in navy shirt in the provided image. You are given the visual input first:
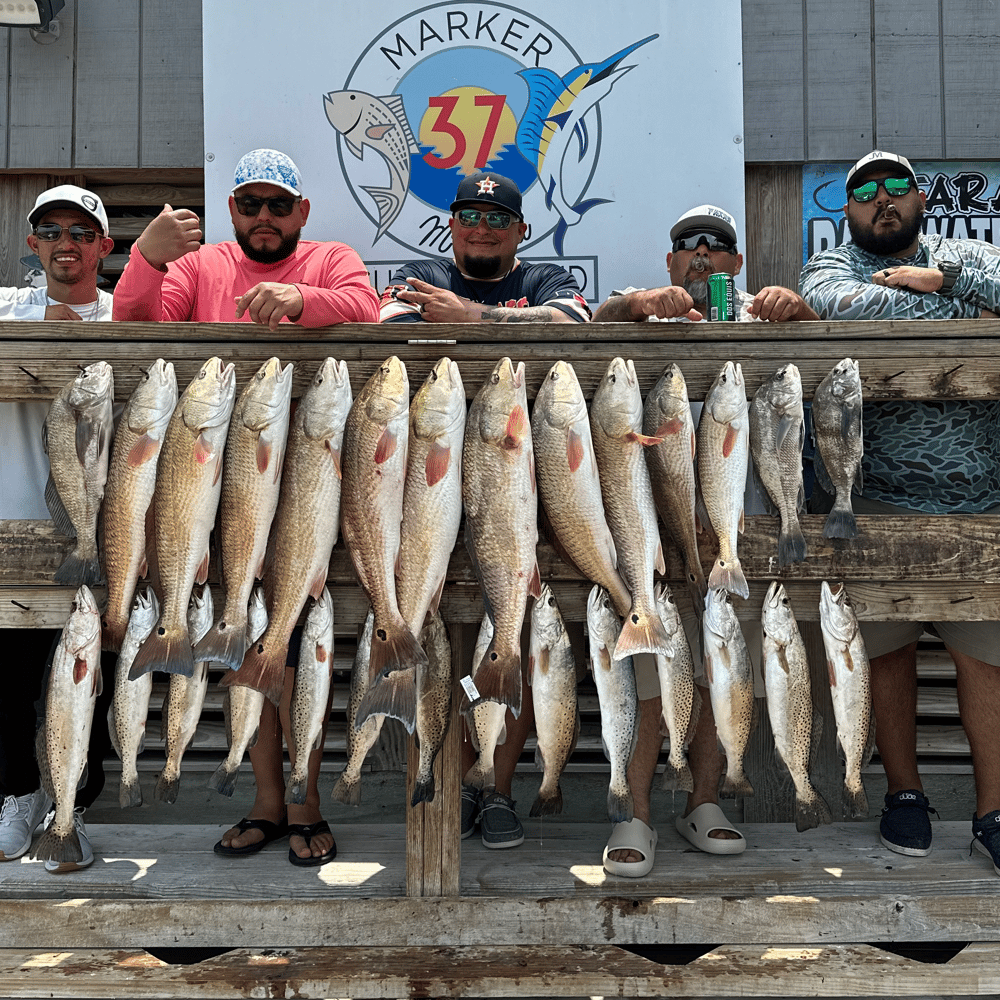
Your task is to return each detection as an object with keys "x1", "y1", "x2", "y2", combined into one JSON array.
[{"x1": 379, "y1": 171, "x2": 590, "y2": 324}]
